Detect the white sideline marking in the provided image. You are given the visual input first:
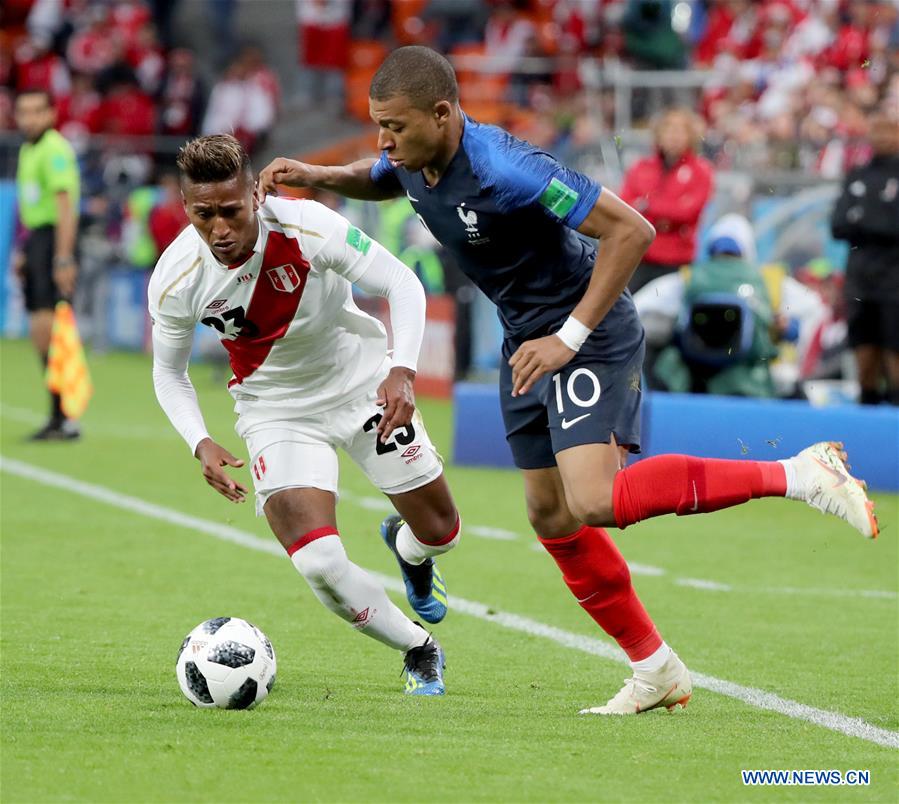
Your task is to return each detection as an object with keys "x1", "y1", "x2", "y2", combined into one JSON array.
[
  {"x1": 4, "y1": 400, "x2": 892, "y2": 600},
  {"x1": 758, "y1": 586, "x2": 897, "y2": 600},
  {"x1": 676, "y1": 577, "x2": 733, "y2": 592},
  {"x1": 3, "y1": 455, "x2": 897, "y2": 751},
  {"x1": 627, "y1": 562, "x2": 668, "y2": 577},
  {"x1": 467, "y1": 525, "x2": 520, "y2": 541}
]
